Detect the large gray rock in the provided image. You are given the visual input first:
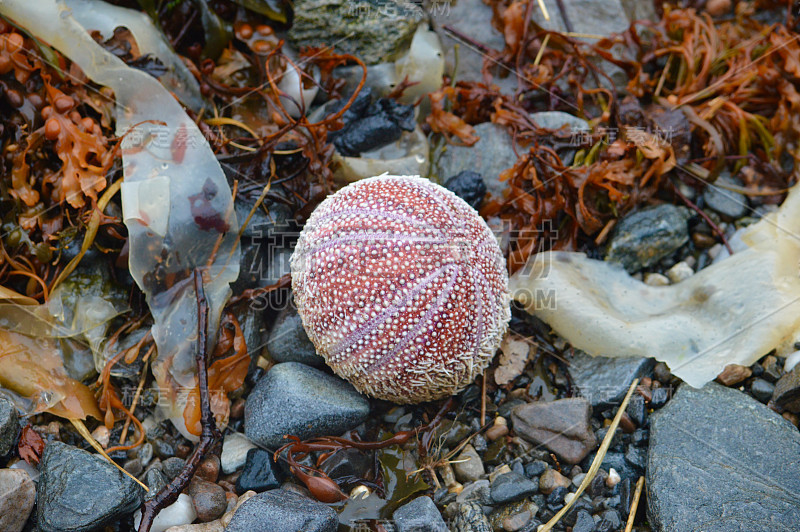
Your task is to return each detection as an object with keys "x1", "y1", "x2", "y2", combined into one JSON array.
[
  {"x1": 568, "y1": 351, "x2": 655, "y2": 410},
  {"x1": 434, "y1": 123, "x2": 519, "y2": 201},
  {"x1": 605, "y1": 204, "x2": 690, "y2": 272},
  {"x1": 393, "y1": 495, "x2": 448, "y2": 532},
  {"x1": 37, "y1": 441, "x2": 144, "y2": 532},
  {"x1": 648, "y1": 383, "x2": 800, "y2": 531},
  {"x1": 288, "y1": 0, "x2": 424, "y2": 65},
  {"x1": 245, "y1": 362, "x2": 370, "y2": 449},
  {"x1": 0, "y1": 468, "x2": 35, "y2": 532},
  {"x1": 266, "y1": 305, "x2": 323, "y2": 366},
  {"x1": 226, "y1": 489, "x2": 338, "y2": 532},
  {"x1": 511, "y1": 398, "x2": 597, "y2": 464},
  {"x1": 0, "y1": 396, "x2": 18, "y2": 456}
]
